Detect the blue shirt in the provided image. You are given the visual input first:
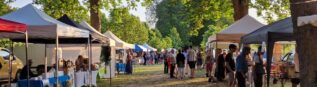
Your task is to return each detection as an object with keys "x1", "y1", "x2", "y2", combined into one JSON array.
[{"x1": 236, "y1": 54, "x2": 248, "y2": 73}]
